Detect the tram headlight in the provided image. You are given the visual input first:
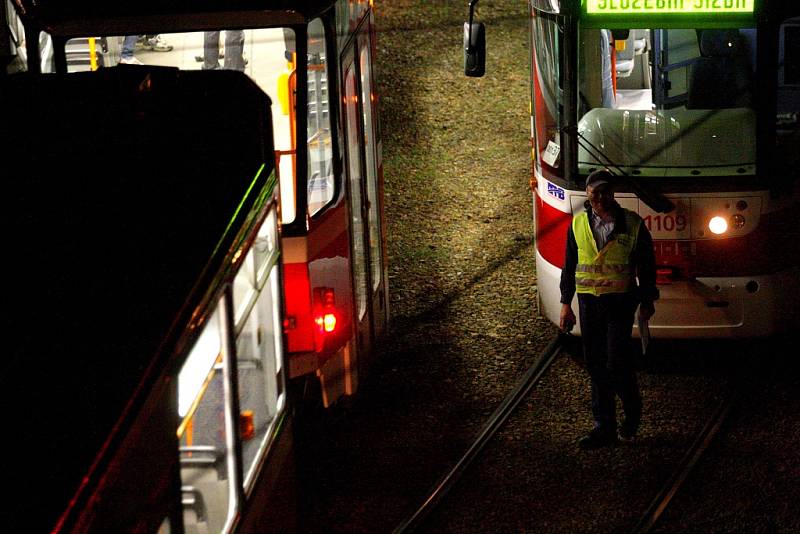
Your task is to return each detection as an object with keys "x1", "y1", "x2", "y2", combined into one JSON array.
[
  {"x1": 731, "y1": 213, "x2": 746, "y2": 229},
  {"x1": 708, "y1": 216, "x2": 728, "y2": 235}
]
